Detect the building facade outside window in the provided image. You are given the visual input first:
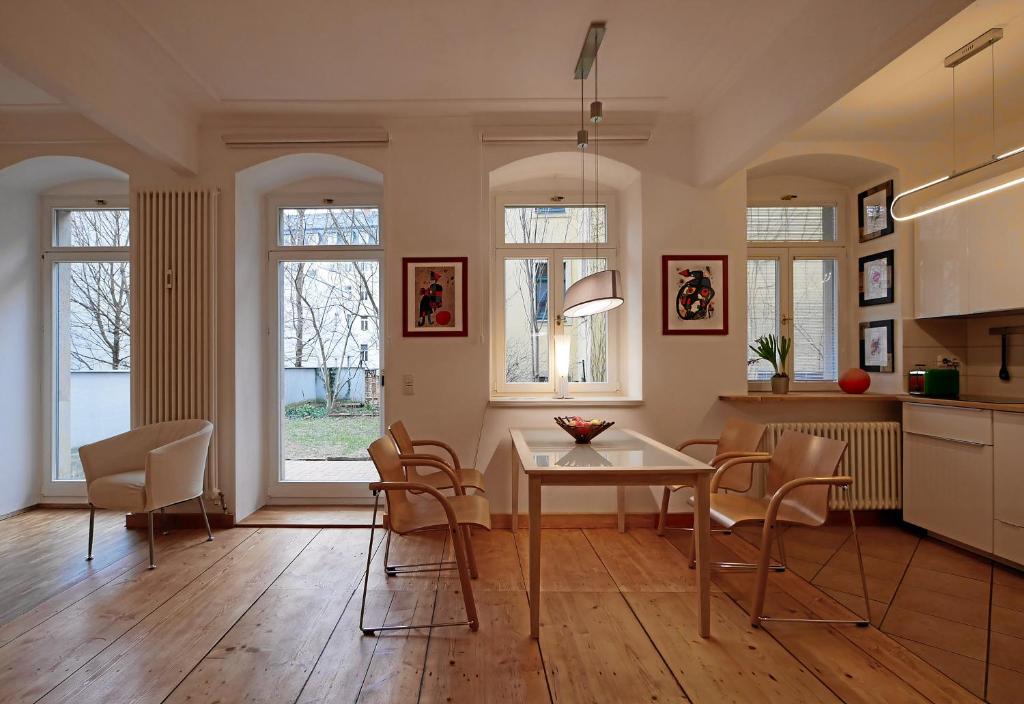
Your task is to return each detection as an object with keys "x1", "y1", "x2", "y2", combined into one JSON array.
[{"x1": 746, "y1": 204, "x2": 845, "y2": 389}]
